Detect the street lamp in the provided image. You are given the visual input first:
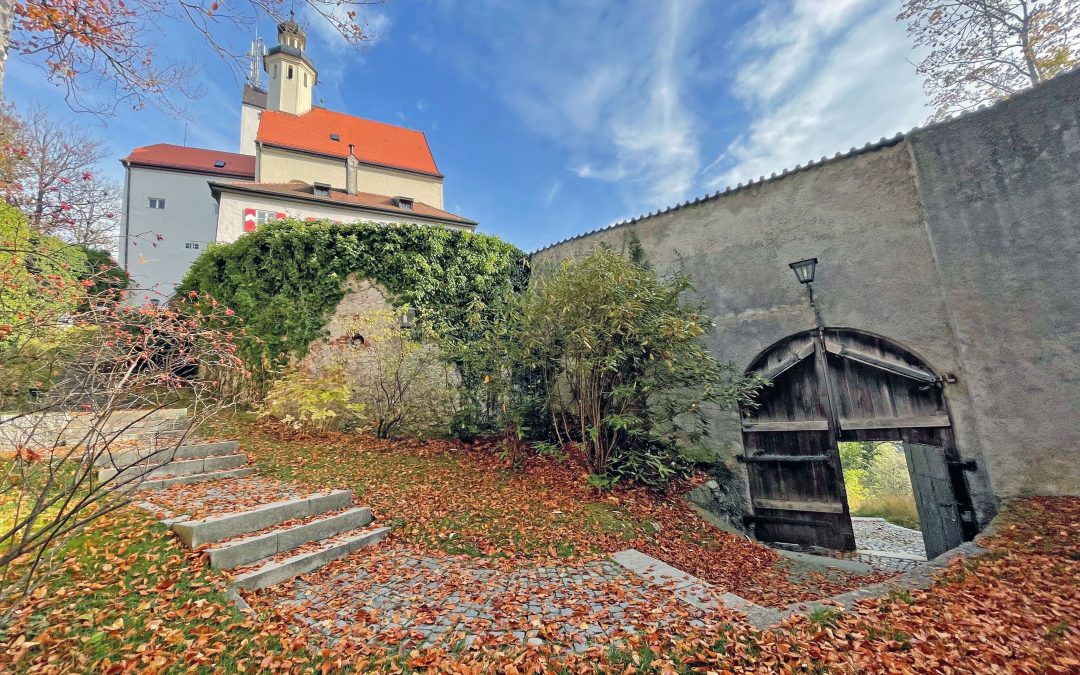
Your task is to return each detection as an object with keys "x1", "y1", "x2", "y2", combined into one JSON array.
[
  {"x1": 788, "y1": 257, "x2": 822, "y2": 329},
  {"x1": 788, "y1": 257, "x2": 817, "y2": 285}
]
